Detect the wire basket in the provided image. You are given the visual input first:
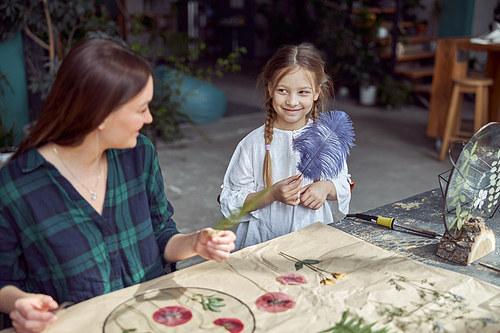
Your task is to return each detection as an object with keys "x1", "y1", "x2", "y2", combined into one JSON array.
[{"x1": 438, "y1": 168, "x2": 452, "y2": 199}]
